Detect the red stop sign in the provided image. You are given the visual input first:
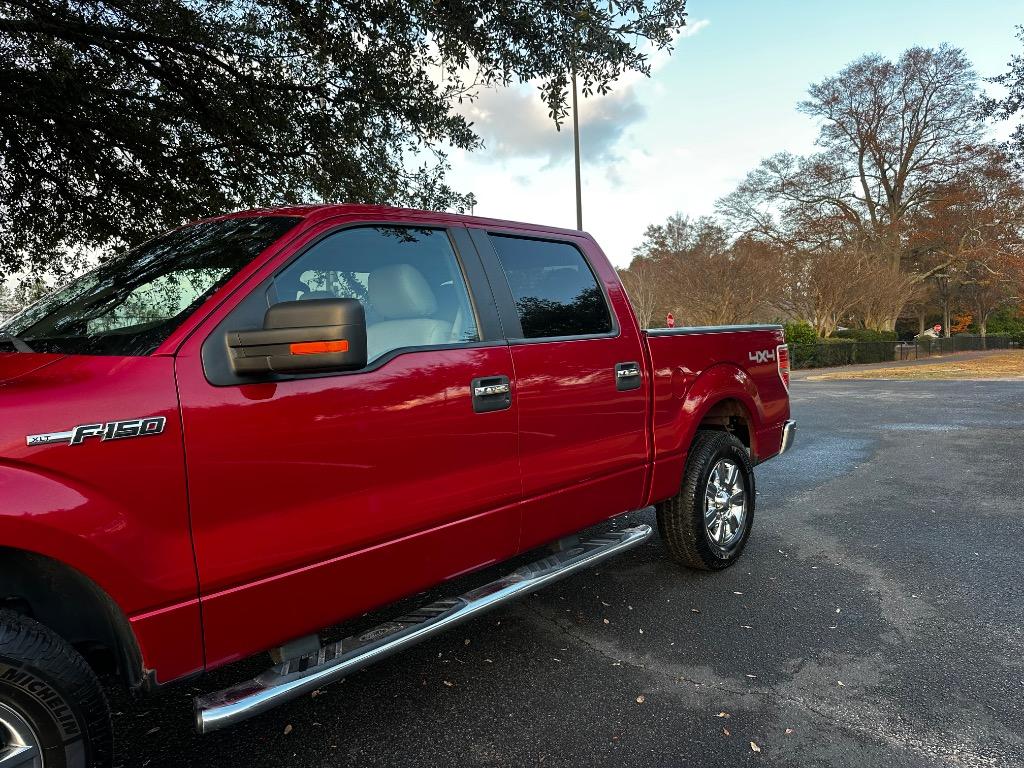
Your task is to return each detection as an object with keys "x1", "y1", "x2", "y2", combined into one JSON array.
[
  {"x1": 933, "y1": 324, "x2": 942, "y2": 333},
  {"x1": 666, "y1": 313, "x2": 675, "y2": 328}
]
